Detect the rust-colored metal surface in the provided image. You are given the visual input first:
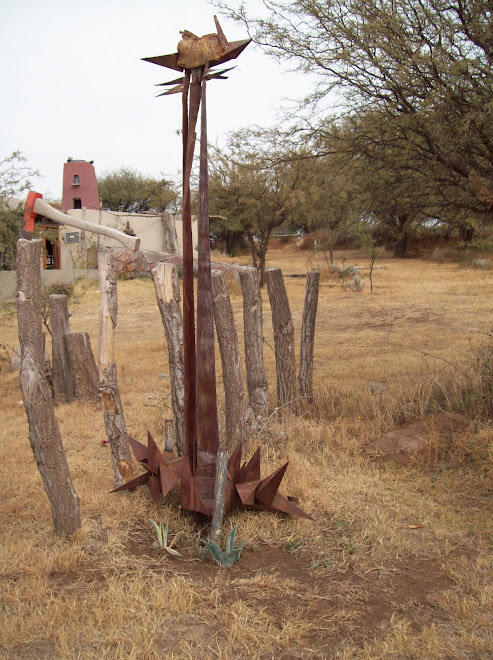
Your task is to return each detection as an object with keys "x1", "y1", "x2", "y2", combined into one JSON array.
[
  {"x1": 111, "y1": 432, "x2": 183, "y2": 504},
  {"x1": 115, "y1": 433, "x2": 312, "y2": 520},
  {"x1": 117, "y1": 16, "x2": 311, "y2": 521}
]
